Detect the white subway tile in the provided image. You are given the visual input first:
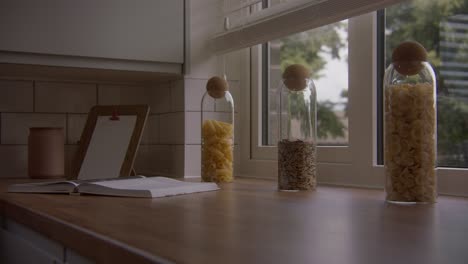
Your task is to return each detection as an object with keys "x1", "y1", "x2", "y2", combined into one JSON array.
[
  {"x1": 135, "y1": 145, "x2": 184, "y2": 178},
  {"x1": 1, "y1": 113, "x2": 66, "y2": 144},
  {"x1": 226, "y1": 50, "x2": 243, "y2": 81},
  {"x1": 185, "y1": 145, "x2": 201, "y2": 177},
  {"x1": 171, "y1": 80, "x2": 185, "y2": 112},
  {"x1": 184, "y1": 78, "x2": 213, "y2": 111},
  {"x1": 99, "y1": 83, "x2": 171, "y2": 114},
  {"x1": 0, "y1": 80, "x2": 33, "y2": 112},
  {"x1": 134, "y1": 145, "x2": 173, "y2": 176},
  {"x1": 172, "y1": 145, "x2": 185, "y2": 178},
  {"x1": 0, "y1": 145, "x2": 28, "y2": 178},
  {"x1": 214, "y1": 96, "x2": 234, "y2": 113},
  {"x1": 229, "y1": 80, "x2": 240, "y2": 113},
  {"x1": 67, "y1": 114, "x2": 88, "y2": 145},
  {"x1": 35, "y1": 82, "x2": 96, "y2": 113},
  {"x1": 133, "y1": 145, "x2": 150, "y2": 174},
  {"x1": 141, "y1": 115, "x2": 159, "y2": 145},
  {"x1": 99, "y1": 84, "x2": 149, "y2": 108},
  {"x1": 65, "y1": 145, "x2": 79, "y2": 178},
  {"x1": 151, "y1": 82, "x2": 171, "y2": 114},
  {"x1": 99, "y1": 84, "x2": 139, "y2": 104},
  {"x1": 159, "y1": 113, "x2": 184, "y2": 144},
  {"x1": 205, "y1": 112, "x2": 232, "y2": 123},
  {"x1": 185, "y1": 112, "x2": 201, "y2": 144},
  {"x1": 213, "y1": 80, "x2": 238, "y2": 113}
]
